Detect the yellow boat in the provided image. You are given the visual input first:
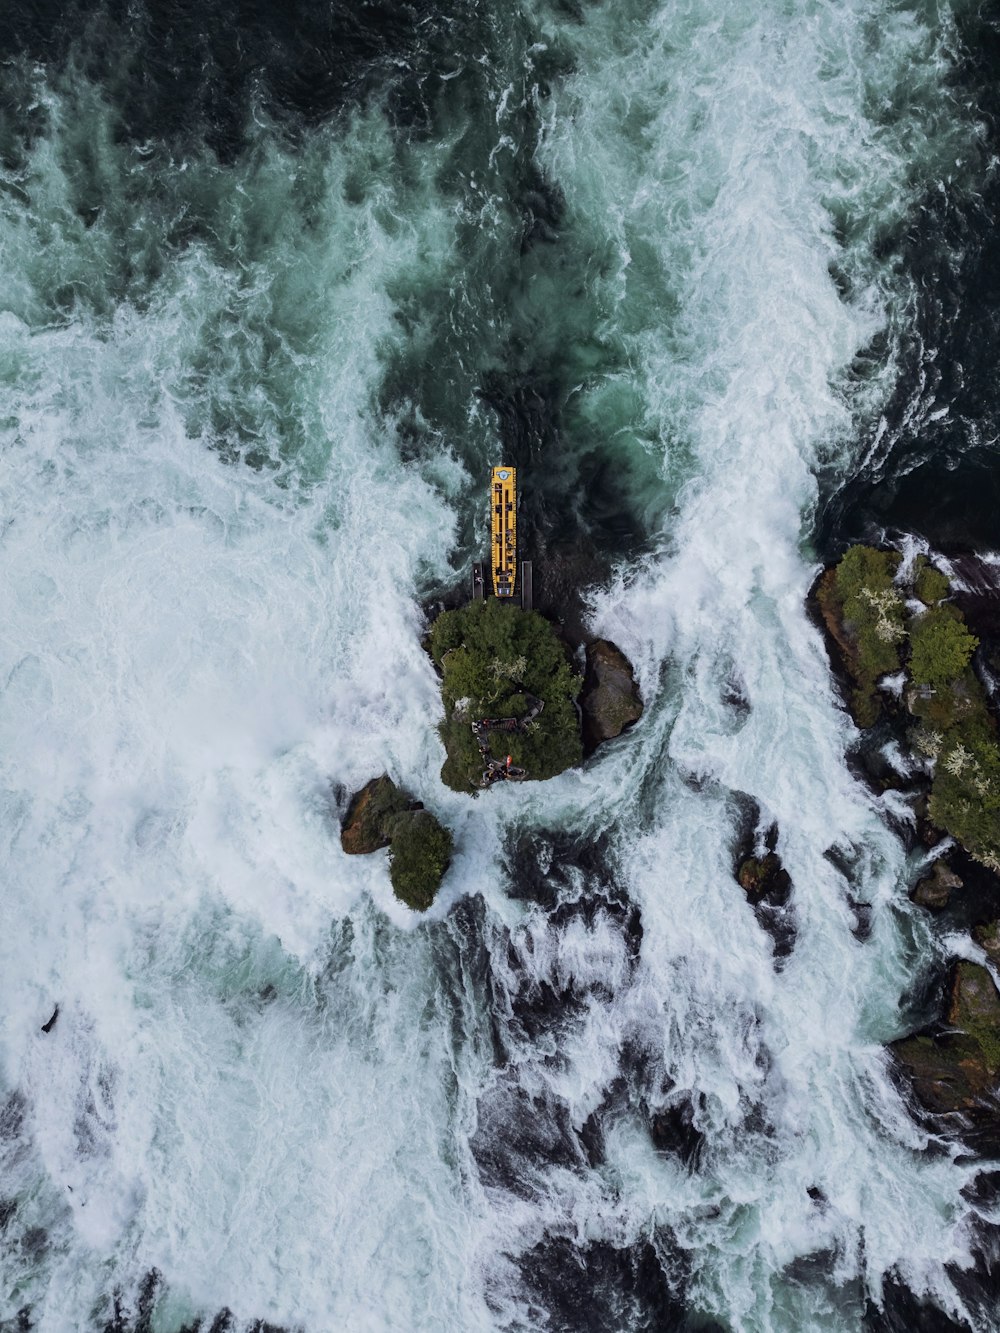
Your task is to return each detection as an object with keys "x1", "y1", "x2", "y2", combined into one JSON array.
[{"x1": 490, "y1": 465, "x2": 517, "y2": 598}]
